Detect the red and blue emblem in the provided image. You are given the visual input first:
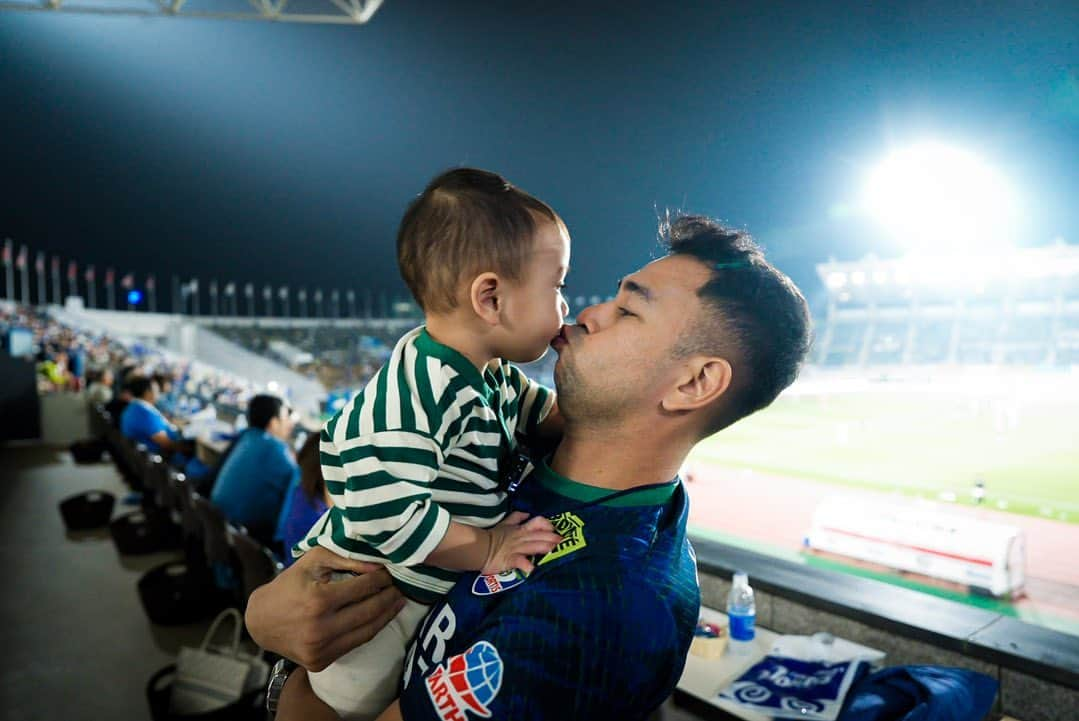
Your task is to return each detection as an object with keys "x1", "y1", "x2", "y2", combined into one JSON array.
[
  {"x1": 424, "y1": 641, "x2": 503, "y2": 721},
  {"x1": 471, "y1": 569, "x2": 526, "y2": 596}
]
